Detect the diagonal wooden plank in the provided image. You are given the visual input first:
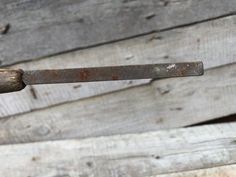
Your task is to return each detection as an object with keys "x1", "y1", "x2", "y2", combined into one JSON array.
[
  {"x1": 154, "y1": 165, "x2": 236, "y2": 177},
  {"x1": 1, "y1": 62, "x2": 236, "y2": 144},
  {"x1": 0, "y1": 0, "x2": 236, "y2": 66},
  {"x1": 1, "y1": 15, "x2": 236, "y2": 118},
  {"x1": 0, "y1": 123, "x2": 236, "y2": 177}
]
